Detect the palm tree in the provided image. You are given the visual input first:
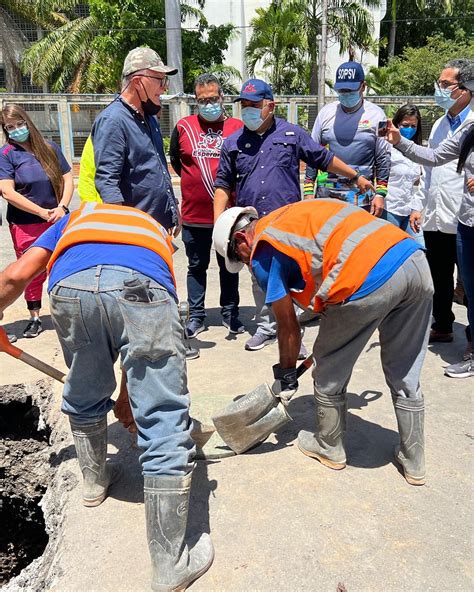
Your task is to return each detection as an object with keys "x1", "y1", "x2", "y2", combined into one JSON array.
[
  {"x1": 387, "y1": 0, "x2": 453, "y2": 58},
  {"x1": 246, "y1": 0, "x2": 380, "y2": 96},
  {"x1": 0, "y1": 4, "x2": 28, "y2": 91},
  {"x1": 246, "y1": 1, "x2": 308, "y2": 94},
  {"x1": 2, "y1": 0, "x2": 237, "y2": 94}
]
